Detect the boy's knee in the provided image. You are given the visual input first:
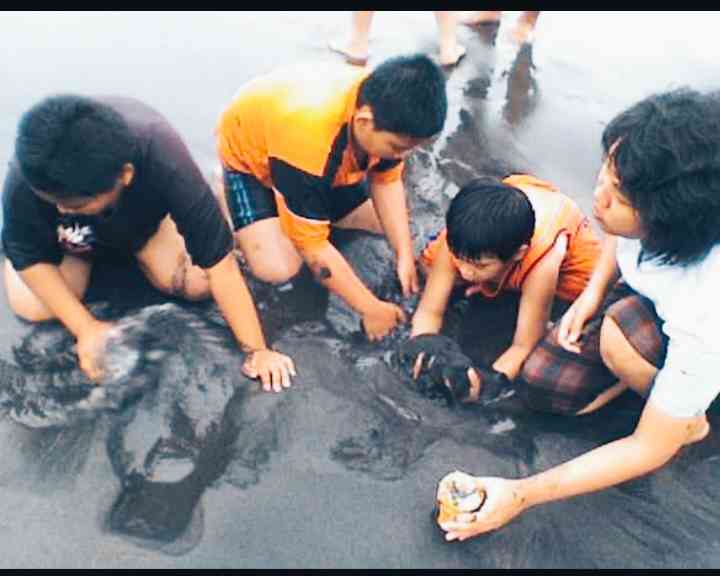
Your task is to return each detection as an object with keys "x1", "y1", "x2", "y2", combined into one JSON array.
[
  {"x1": 4, "y1": 262, "x2": 53, "y2": 323},
  {"x1": 248, "y1": 256, "x2": 302, "y2": 285},
  {"x1": 9, "y1": 302, "x2": 54, "y2": 323},
  {"x1": 146, "y1": 254, "x2": 209, "y2": 301},
  {"x1": 169, "y1": 256, "x2": 210, "y2": 301},
  {"x1": 241, "y1": 244, "x2": 303, "y2": 284},
  {"x1": 232, "y1": 220, "x2": 303, "y2": 284}
]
